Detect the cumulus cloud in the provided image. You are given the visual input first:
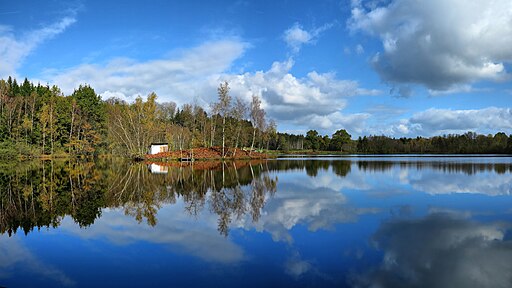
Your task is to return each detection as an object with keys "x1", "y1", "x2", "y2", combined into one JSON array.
[
  {"x1": 297, "y1": 112, "x2": 370, "y2": 132},
  {"x1": 220, "y1": 58, "x2": 378, "y2": 134},
  {"x1": 354, "y1": 213, "x2": 512, "y2": 288},
  {"x1": 42, "y1": 35, "x2": 379, "y2": 134},
  {"x1": 283, "y1": 22, "x2": 333, "y2": 52},
  {"x1": 45, "y1": 39, "x2": 248, "y2": 104},
  {"x1": 374, "y1": 107, "x2": 512, "y2": 137},
  {"x1": 408, "y1": 107, "x2": 512, "y2": 135},
  {"x1": 349, "y1": 0, "x2": 512, "y2": 91},
  {"x1": 0, "y1": 16, "x2": 76, "y2": 78},
  {"x1": 283, "y1": 23, "x2": 313, "y2": 52},
  {"x1": 45, "y1": 36, "x2": 378, "y2": 133}
]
